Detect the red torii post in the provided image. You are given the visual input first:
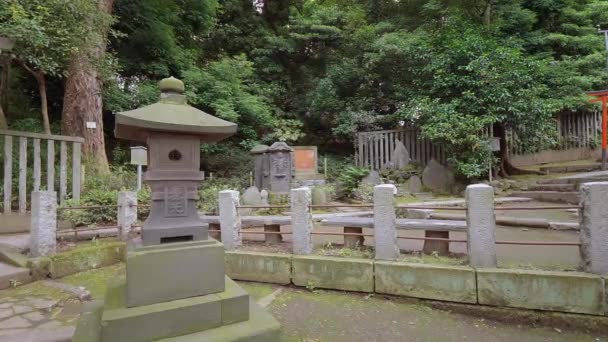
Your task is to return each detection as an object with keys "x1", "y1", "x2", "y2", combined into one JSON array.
[{"x1": 587, "y1": 90, "x2": 608, "y2": 170}]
